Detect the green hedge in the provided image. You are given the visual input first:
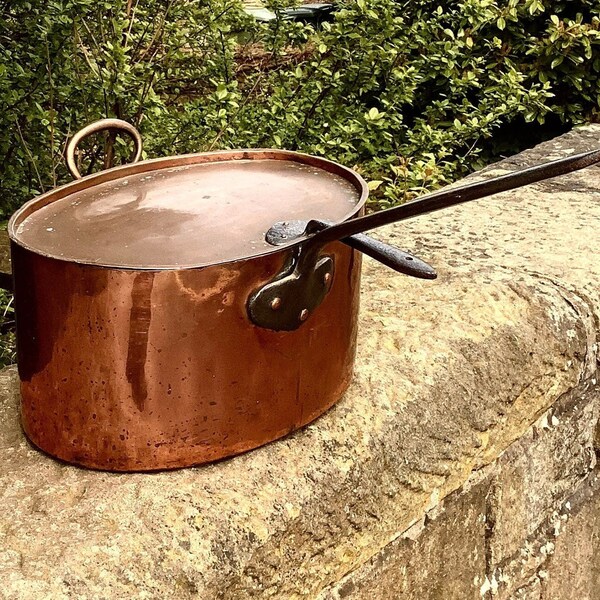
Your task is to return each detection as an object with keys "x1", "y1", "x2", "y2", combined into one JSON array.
[{"x1": 1, "y1": 0, "x2": 600, "y2": 218}]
